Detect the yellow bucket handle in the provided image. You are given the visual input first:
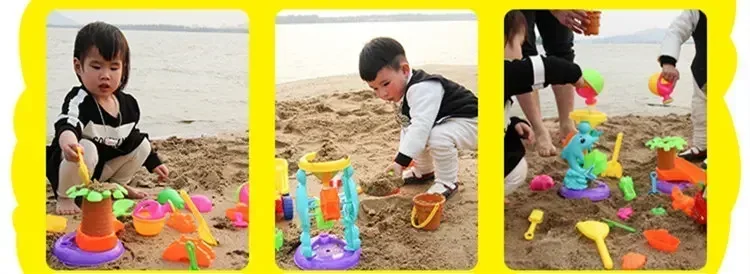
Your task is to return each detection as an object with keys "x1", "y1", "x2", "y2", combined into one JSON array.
[{"x1": 410, "y1": 203, "x2": 440, "y2": 229}]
